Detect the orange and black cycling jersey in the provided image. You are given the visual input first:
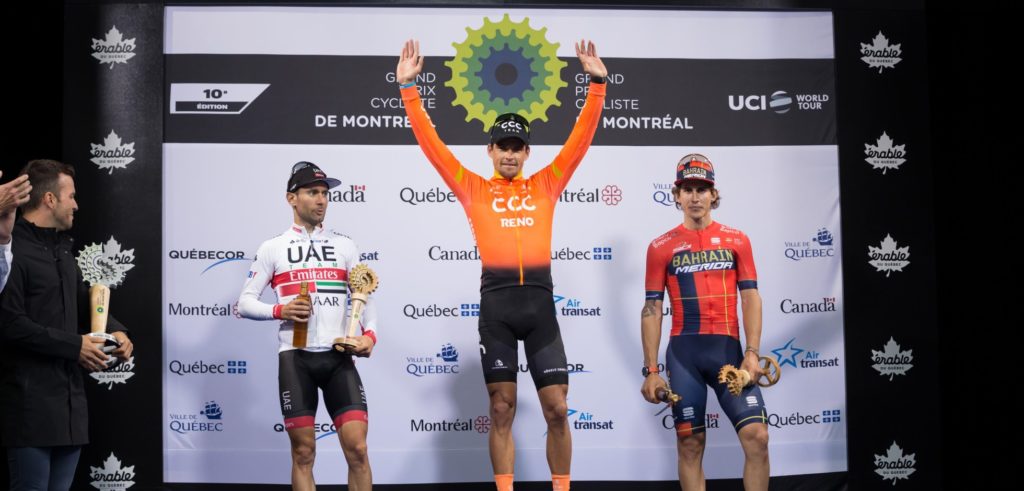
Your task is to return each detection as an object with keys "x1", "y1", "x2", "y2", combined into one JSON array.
[{"x1": 401, "y1": 82, "x2": 606, "y2": 292}]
